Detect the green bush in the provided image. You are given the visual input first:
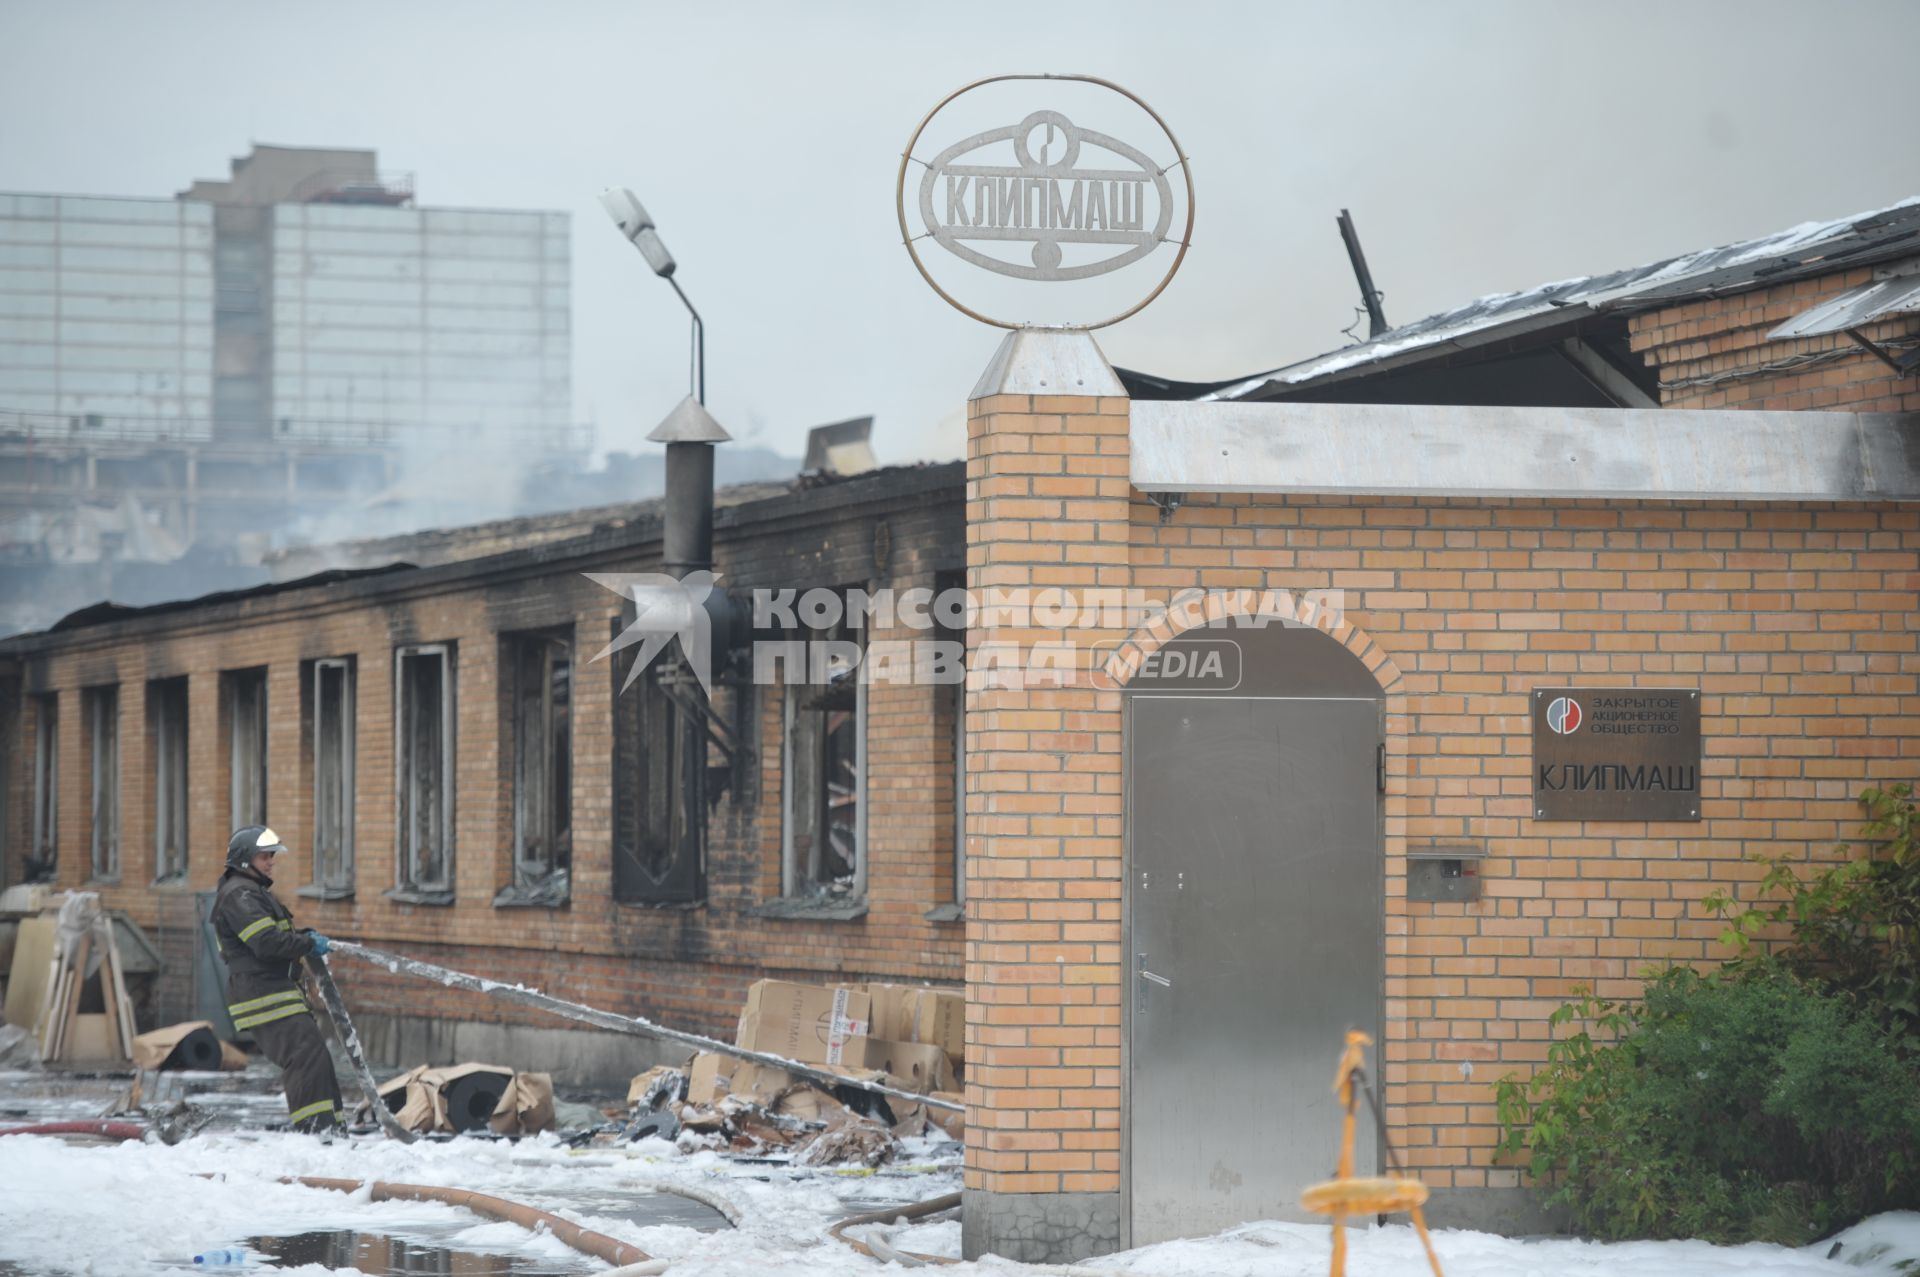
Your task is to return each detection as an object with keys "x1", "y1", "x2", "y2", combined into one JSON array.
[
  {"x1": 1497, "y1": 783, "x2": 1920, "y2": 1243},
  {"x1": 1495, "y1": 968, "x2": 1920, "y2": 1243},
  {"x1": 1707, "y1": 783, "x2": 1920, "y2": 1047}
]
